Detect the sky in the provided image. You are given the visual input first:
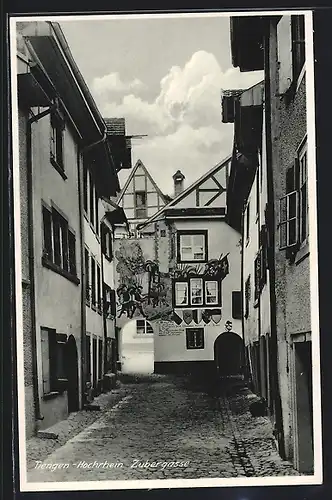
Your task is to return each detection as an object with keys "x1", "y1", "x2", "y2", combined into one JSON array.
[{"x1": 60, "y1": 15, "x2": 263, "y2": 197}]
